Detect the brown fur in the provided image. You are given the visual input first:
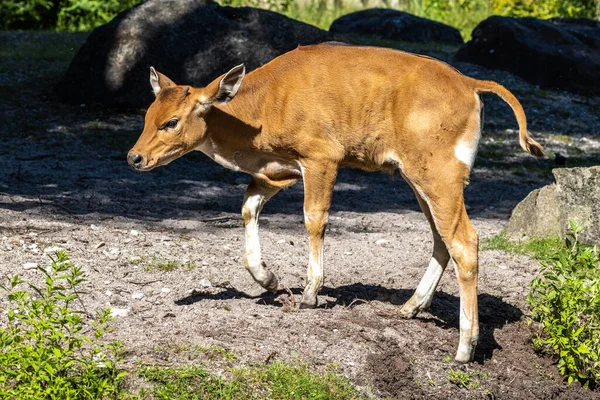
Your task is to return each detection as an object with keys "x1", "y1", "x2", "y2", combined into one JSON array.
[{"x1": 129, "y1": 43, "x2": 543, "y2": 362}]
